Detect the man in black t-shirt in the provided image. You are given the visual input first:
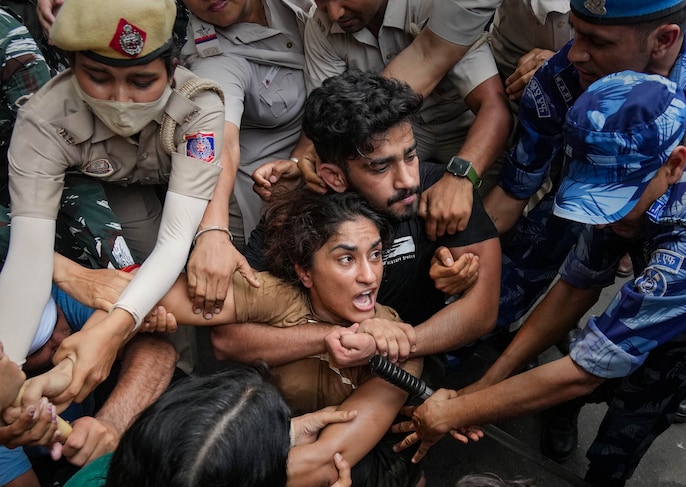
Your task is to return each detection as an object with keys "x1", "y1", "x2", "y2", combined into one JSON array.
[{"x1": 224, "y1": 70, "x2": 501, "y2": 370}]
